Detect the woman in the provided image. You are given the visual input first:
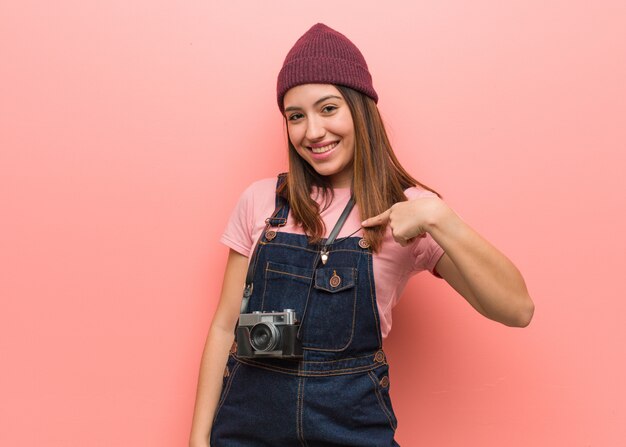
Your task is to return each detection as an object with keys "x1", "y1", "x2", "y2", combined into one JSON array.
[{"x1": 190, "y1": 23, "x2": 534, "y2": 447}]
